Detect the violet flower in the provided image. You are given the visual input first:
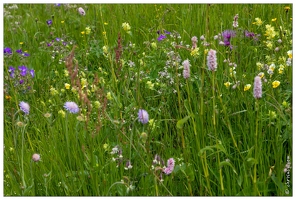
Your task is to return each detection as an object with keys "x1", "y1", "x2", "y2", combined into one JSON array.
[
  {"x1": 253, "y1": 76, "x2": 262, "y2": 99},
  {"x1": 138, "y1": 109, "x2": 149, "y2": 124}
]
